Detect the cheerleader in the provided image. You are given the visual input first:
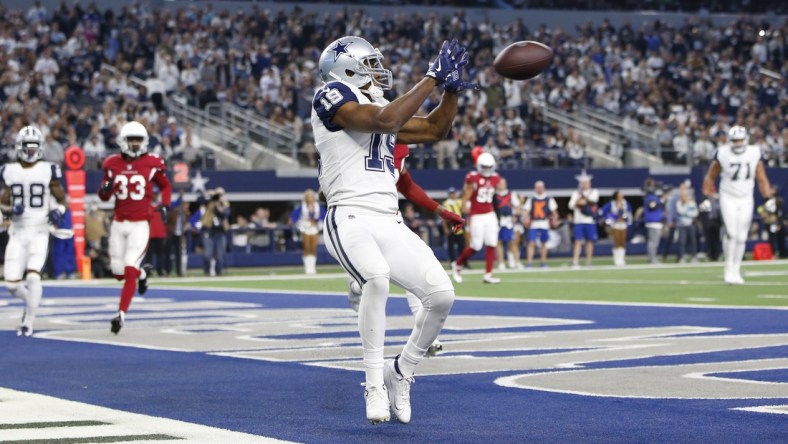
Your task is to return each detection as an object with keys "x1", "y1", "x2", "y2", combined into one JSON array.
[
  {"x1": 291, "y1": 189, "x2": 326, "y2": 274},
  {"x1": 600, "y1": 190, "x2": 633, "y2": 266}
]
